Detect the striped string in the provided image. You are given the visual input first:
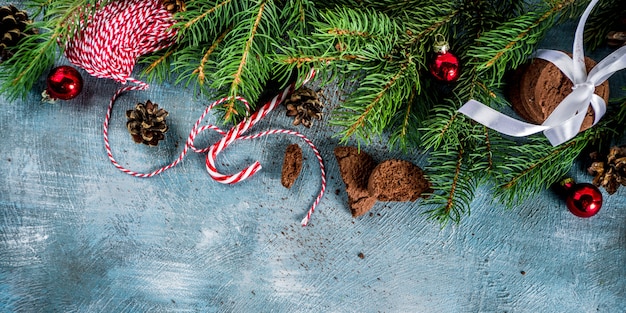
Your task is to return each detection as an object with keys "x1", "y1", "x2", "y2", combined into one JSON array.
[{"x1": 63, "y1": 0, "x2": 325, "y2": 226}]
